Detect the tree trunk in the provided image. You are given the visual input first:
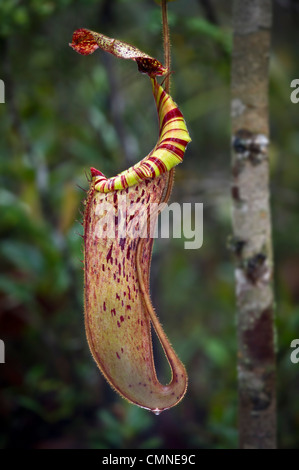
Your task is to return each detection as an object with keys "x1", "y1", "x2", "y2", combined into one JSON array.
[{"x1": 231, "y1": 0, "x2": 277, "y2": 449}]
